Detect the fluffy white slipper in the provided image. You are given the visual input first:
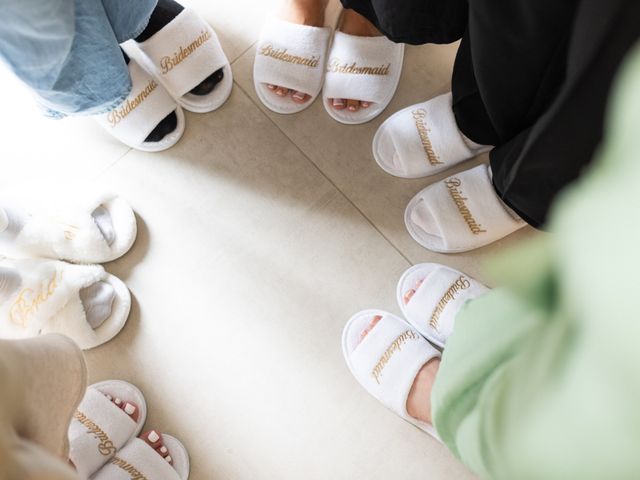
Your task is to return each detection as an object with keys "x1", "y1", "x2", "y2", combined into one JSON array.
[
  {"x1": 373, "y1": 93, "x2": 491, "y2": 178},
  {"x1": 323, "y1": 32, "x2": 404, "y2": 124},
  {"x1": 92, "y1": 434, "x2": 190, "y2": 480},
  {"x1": 342, "y1": 309, "x2": 440, "y2": 439},
  {"x1": 134, "y1": 9, "x2": 232, "y2": 113},
  {"x1": 68, "y1": 380, "x2": 147, "y2": 478},
  {"x1": 0, "y1": 193, "x2": 136, "y2": 264},
  {"x1": 397, "y1": 263, "x2": 489, "y2": 348},
  {"x1": 405, "y1": 164, "x2": 525, "y2": 253},
  {"x1": 0, "y1": 258, "x2": 131, "y2": 349},
  {"x1": 94, "y1": 58, "x2": 185, "y2": 152},
  {"x1": 254, "y1": 16, "x2": 332, "y2": 114}
]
